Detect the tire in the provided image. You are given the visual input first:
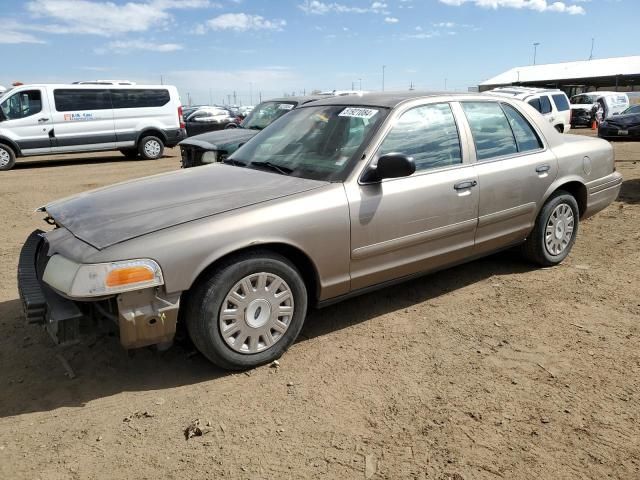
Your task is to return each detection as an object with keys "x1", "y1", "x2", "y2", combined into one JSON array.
[
  {"x1": 119, "y1": 148, "x2": 139, "y2": 159},
  {"x1": 138, "y1": 136, "x2": 164, "y2": 160},
  {"x1": 0, "y1": 144, "x2": 16, "y2": 171},
  {"x1": 185, "y1": 251, "x2": 308, "y2": 370},
  {"x1": 521, "y1": 190, "x2": 579, "y2": 267}
]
